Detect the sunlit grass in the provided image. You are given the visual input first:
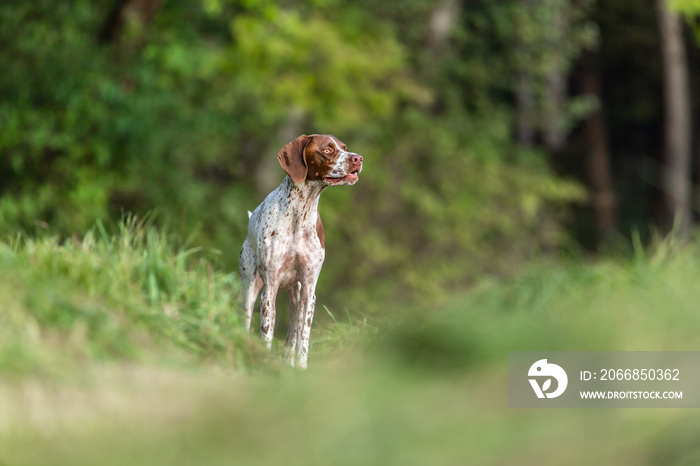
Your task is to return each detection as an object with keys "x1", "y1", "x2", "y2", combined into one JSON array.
[{"x1": 0, "y1": 216, "x2": 274, "y2": 375}]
